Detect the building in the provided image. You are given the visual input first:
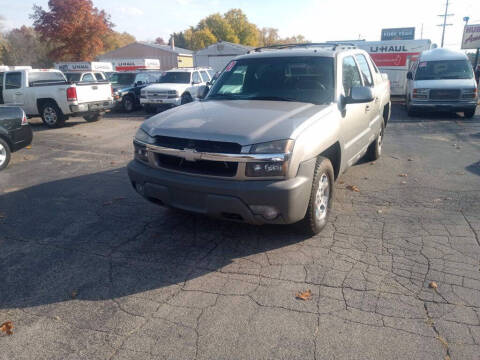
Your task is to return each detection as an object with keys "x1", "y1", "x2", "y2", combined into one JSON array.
[
  {"x1": 194, "y1": 41, "x2": 253, "y2": 72},
  {"x1": 98, "y1": 42, "x2": 193, "y2": 71}
]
